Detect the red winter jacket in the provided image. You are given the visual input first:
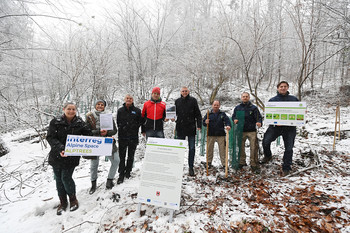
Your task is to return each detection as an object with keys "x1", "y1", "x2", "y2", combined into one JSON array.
[{"x1": 141, "y1": 98, "x2": 166, "y2": 132}]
